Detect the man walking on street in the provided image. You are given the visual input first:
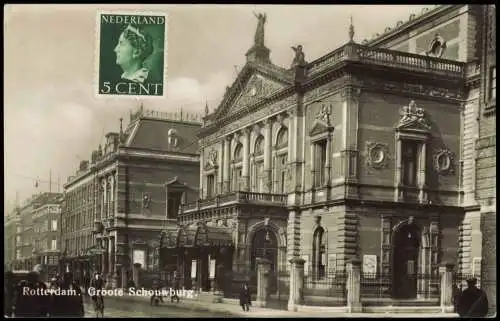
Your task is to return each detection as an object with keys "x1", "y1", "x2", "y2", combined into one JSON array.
[{"x1": 458, "y1": 278, "x2": 489, "y2": 317}]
